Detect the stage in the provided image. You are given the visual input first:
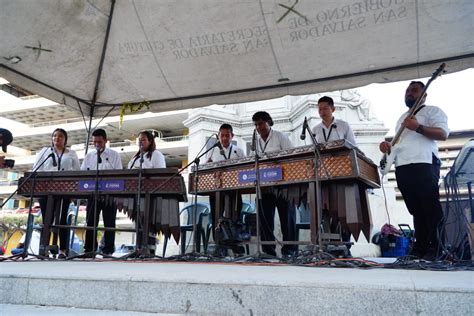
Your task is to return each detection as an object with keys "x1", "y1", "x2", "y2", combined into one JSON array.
[{"x1": 1, "y1": 258, "x2": 472, "y2": 315}]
